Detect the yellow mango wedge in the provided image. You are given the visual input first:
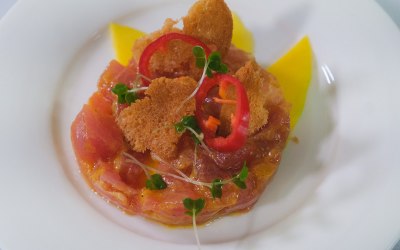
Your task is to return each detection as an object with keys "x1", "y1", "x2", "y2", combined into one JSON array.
[
  {"x1": 268, "y1": 37, "x2": 312, "y2": 130},
  {"x1": 109, "y1": 21, "x2": 312, "y2": 131},
  {"x1": 109, "y1": 23, "x2": 146, "y2": 66},
  {"x1": 232, "y1": 13, "x2": 254, "y2": 54}
]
